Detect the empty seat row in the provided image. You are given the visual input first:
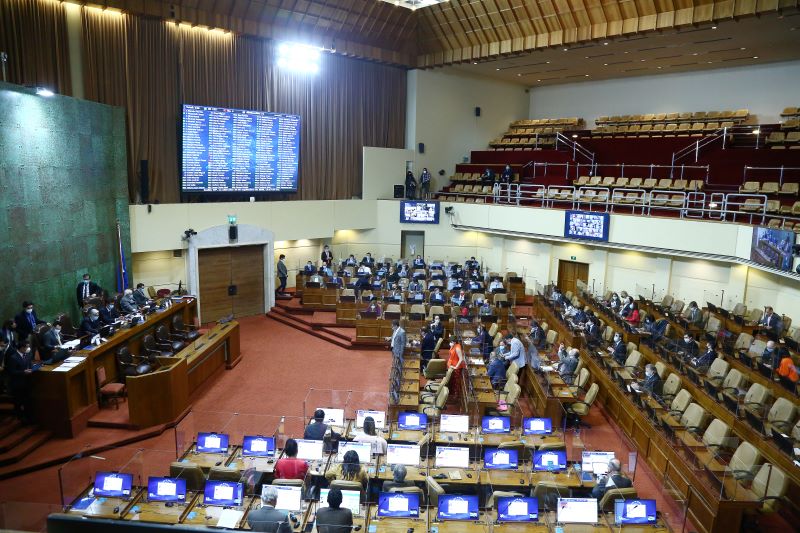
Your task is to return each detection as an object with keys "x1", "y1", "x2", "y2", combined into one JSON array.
[
  {"x1": 449, "y1": 172, "x2": 520, "y2": 183},
  {"x1": 766, "y1": 131, "x2": 800, "y2": 148},
  {"x1": 596, "y1": 110, "x2": 748, "y2": 126},
  {"x1": 437, "y1": 195, "x2": 486, "y2": 204},
  {"x1": 511, "y1": 117, "x2": 583, "y2": 127},
  {"x1": 780, "y1": 107, "x2": 800, "y2": 118},
  {"x1": 489, "y1": 136, "x2": 555, "y2": 148},
  {"x1": 739, "y1": 181, "x2": 799, "y2": 195},
  {"x1": 779, "y1": 118, "x2": 800, "y2": 131},
  {"x1": 592, "y1": 122, "x2": 734, "y2": 137},
  {"x1": 450, "y1": 184, "x2": 494, "y2": 195},
  {"x1": 504, "y1": 127, "x2": 566, "y2": 136},
  {"x1": 573, "y1": 176, "x2": 705, "y2": 191}
]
